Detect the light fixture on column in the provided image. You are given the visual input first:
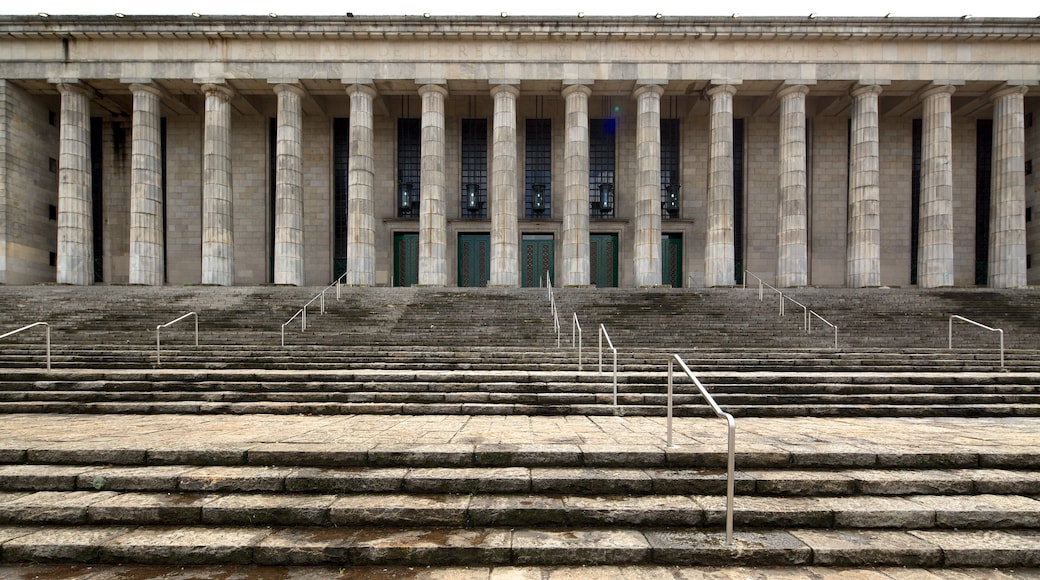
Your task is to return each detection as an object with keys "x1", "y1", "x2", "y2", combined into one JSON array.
[
  {"x1": 532, "y1": 184, "x2": 546, "y2": 214},
  {"x1": 598, "y1": 183, "x2": 614, "y2": 215},
  {"x1": 665, "y1": 183, "x2": 681, "y2": 215},
  {"x1": 465, "y1": 183, "x2": 482, "y2": 213}
]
